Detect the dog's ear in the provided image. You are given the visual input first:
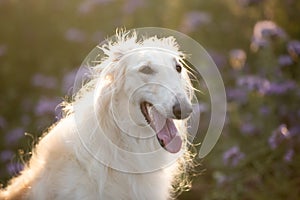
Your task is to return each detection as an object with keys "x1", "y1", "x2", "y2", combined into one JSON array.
[{"x1": 98, "y1": 60, "x2": 126, "y2": 95}]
